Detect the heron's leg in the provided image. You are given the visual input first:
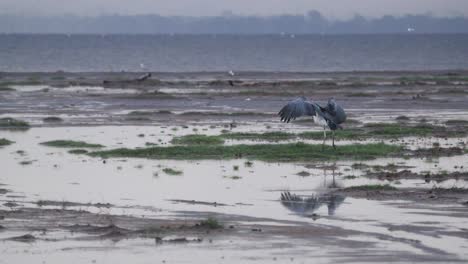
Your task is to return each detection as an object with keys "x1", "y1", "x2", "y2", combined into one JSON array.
[
  {"x1": 322, "y1": 128, "x2": 327, "y2": 151},
  {"x1": 332, "y1": 130, "x2": 336, "y2": 149}
]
